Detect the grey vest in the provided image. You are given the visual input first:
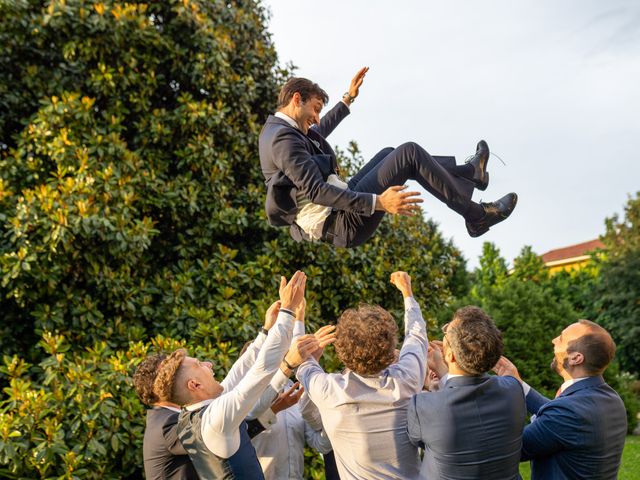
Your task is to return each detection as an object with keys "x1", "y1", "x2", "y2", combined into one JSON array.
[{"x1": 177, "y1": 407, "x2": 265, "y2": 479}]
